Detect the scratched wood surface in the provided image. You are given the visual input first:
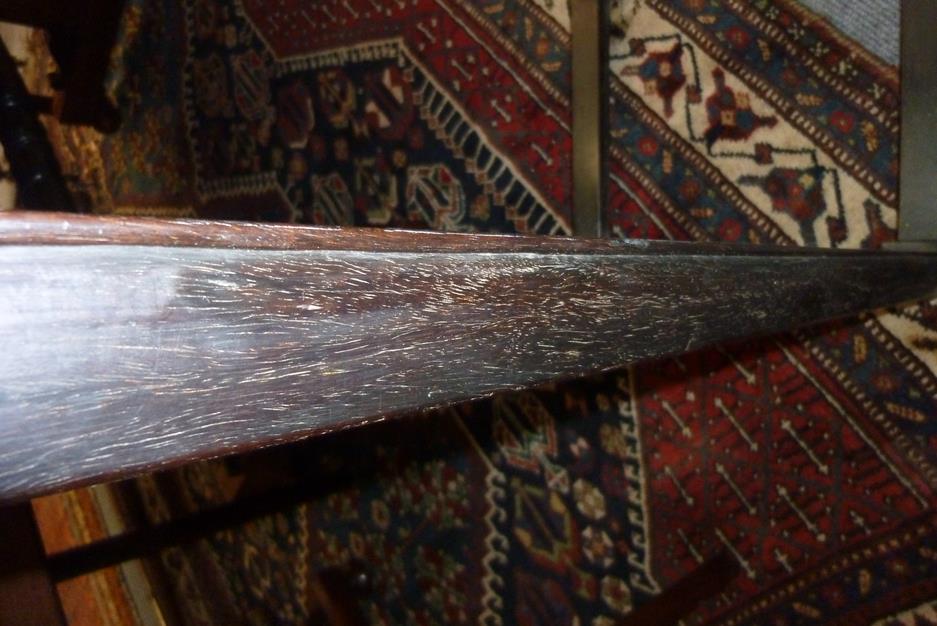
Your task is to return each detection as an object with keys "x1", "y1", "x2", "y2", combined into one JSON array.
[{"x1": 0, "y1": 212, "x2": 935, "y2": 501}]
